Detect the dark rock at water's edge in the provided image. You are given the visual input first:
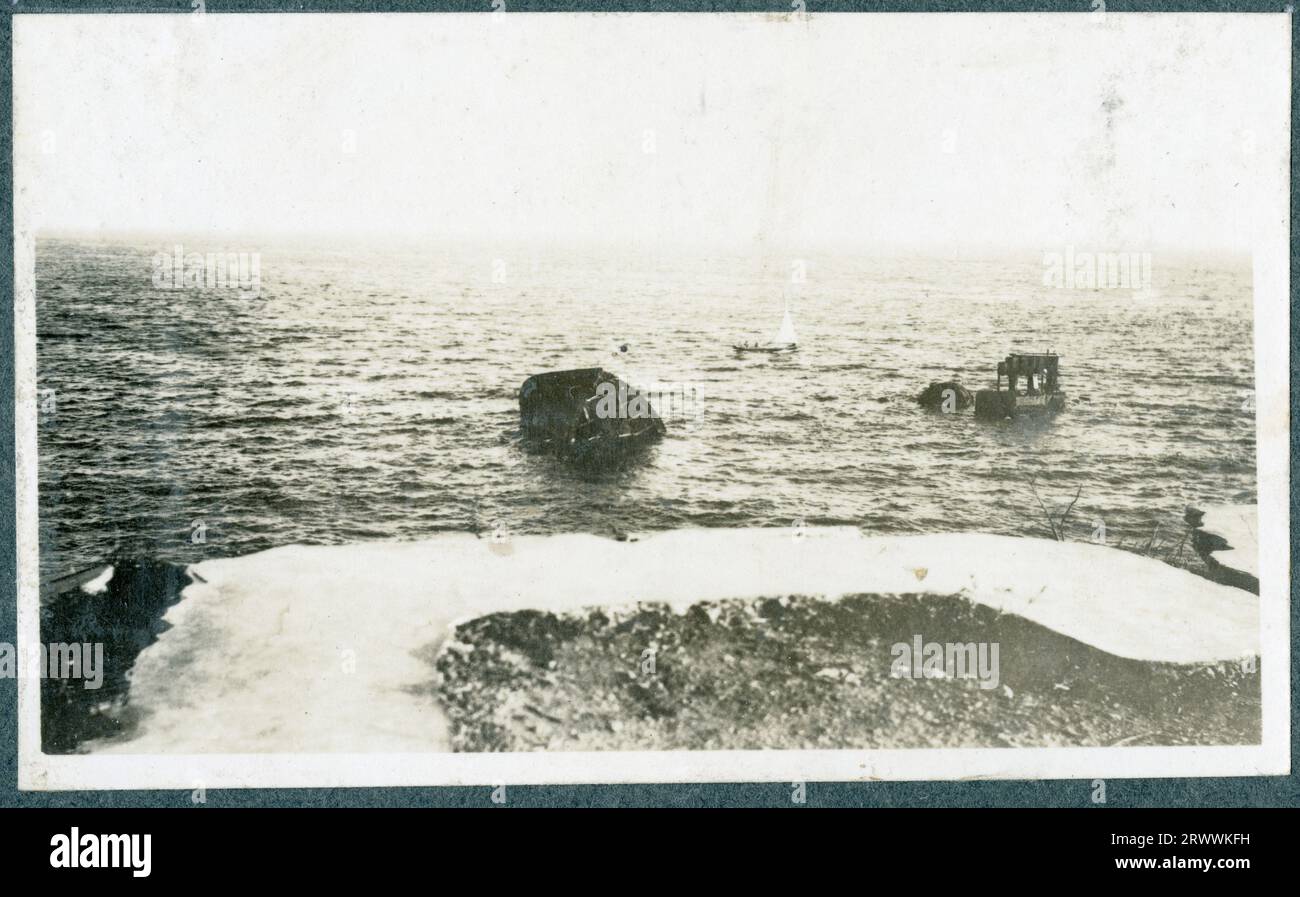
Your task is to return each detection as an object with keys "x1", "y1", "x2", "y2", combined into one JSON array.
[
  {"x1": 916, "y1": 381, "x2": 973, "y2": 411},
  {"x1": 519, "y1": 367, "x2": 665, "y2": 466},
  {"x1": 1185, "y1": 507, "x2": 1259, "y2": 595},
  {"x1": 39, "y1": 559, "x2": 192, "y2": 753},
  {"x1": 432, "y1": 594, "x2": 1259, "y2": 752}
]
